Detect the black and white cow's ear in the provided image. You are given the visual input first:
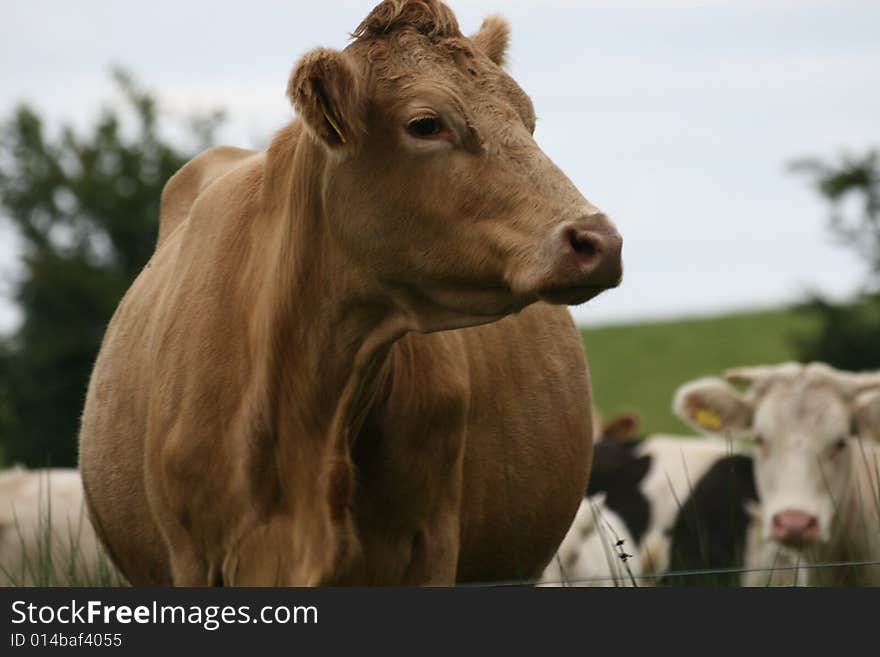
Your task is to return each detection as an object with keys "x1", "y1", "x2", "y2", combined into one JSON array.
[
  {"x1": 853, "y1": 390, "x2": 880, "y2": 442},
  {"x1": 287, "y1": 47, "x2": 366, "y2": 150},
  {"x1": 673, "y1": 377, "x2": 753, "y2": 436},
  {"x1": 470, "y1": 14, "x2": 510, "y2": 67}
]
